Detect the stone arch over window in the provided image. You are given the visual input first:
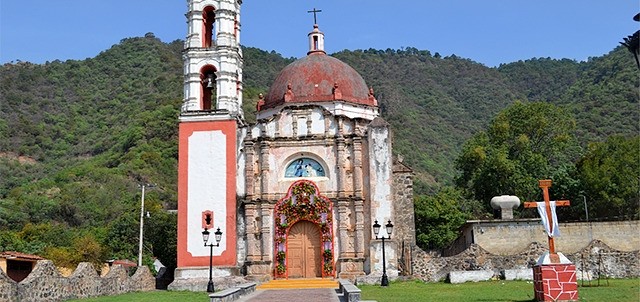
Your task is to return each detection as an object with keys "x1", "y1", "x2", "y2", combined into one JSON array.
[
  {"x1": 203, "y1": 6, "x2": 216, "y2": 48},
  {"x1": 285, "y1": 157, "x2": 326, "y2": 178},
  {"x1": 200, "y1": 65, "x2": 217, "y2": 110}
]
